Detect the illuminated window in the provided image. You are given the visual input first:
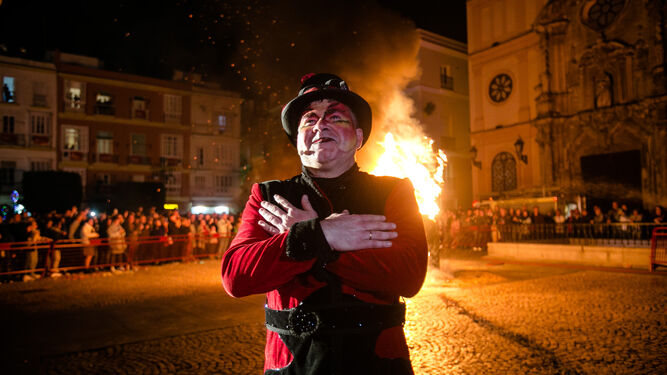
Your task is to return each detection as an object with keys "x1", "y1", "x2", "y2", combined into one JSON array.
[
  {"x1": 95, "y1": 92, "x2": 115, "y2": 115},
  {"x1": 63, "y1": 127, "x2": 86, "y2": 151},
  {"x1": 97, "y1": 131, "x2": 113, "y2": 154},
  {"x1": 64, "y1": 81, "x2": 85, "y2": 110},
  {"x1": 2, "y1": 77, "x2": 16, "y2": 103},
  {"x1": 492, "y1": 152, "x2": 517, "y2": 192}
]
